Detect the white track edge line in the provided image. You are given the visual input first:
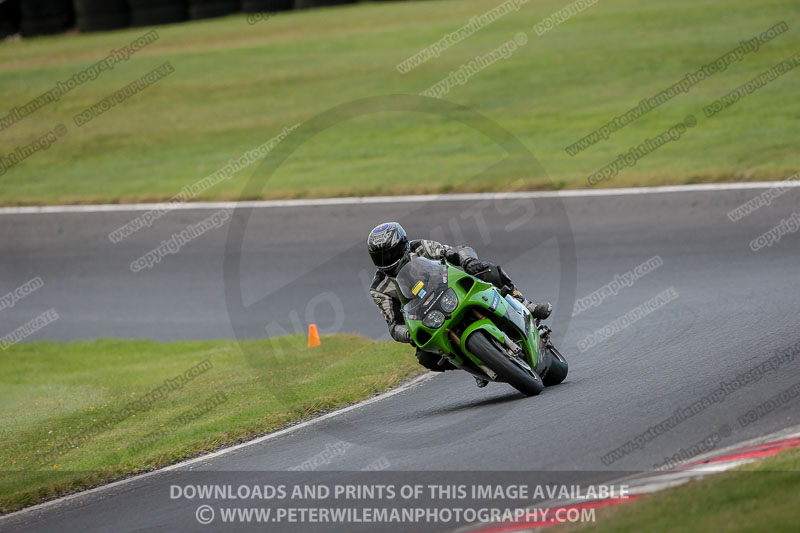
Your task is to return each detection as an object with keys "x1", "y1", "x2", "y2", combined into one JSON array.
[
  {"x1": 2, "y1": 182, "x2": 800, "y2": 215},
  {"x1": 461, "y1": 426, "x2": 800, "y2": 533},
  {"x1": 0, "y1": 372, "x2": 438, "y2": 521}
]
